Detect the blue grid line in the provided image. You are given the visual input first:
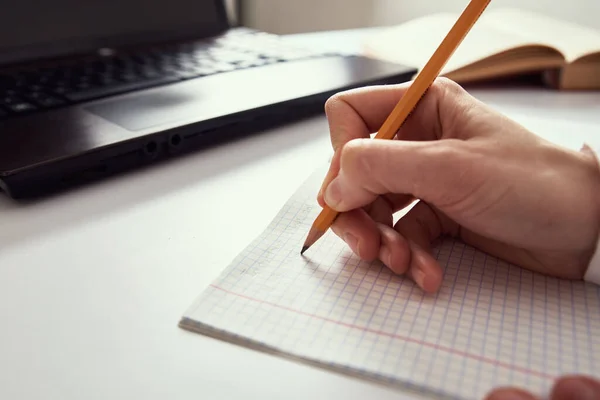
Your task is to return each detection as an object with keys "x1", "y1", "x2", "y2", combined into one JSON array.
[
  {"x1": 583, "y1": 285, "x2": 596, "y2": 372},
  {"x1": 371, "y1": 242, "x2": 442, "y2": 377},
  {"x1": 376, "y1": 265, "x2": 418, "y2": 380},
  {"x1": 185, "y1": 172, "x2": 600, "y2": 400},
  {"x1": 525, "y1": 269, "x2": 535, "y2": 387},
  {"x1": 207, "y1": 200, "x2": 304, "y2": 299},
  {"x1": 424, "y1": 239, "x2": 470, "y2": 388},
  {"x1": 217, "y1": 199, "x2": 309, "y2": 340},
  {"x1": 353, "y1": 263, "x2": 400, "y2": 368},
  {"x1": 508, "y1": 265, "x2": 523, "y2": 383},
  {"x1": 423, "y1": 242, "x2": 471, "y2": 387},
  {"x1": 299, "y1": 245, "x2": 361, "y2": 343},
  {"x1": 319, "y1": 256, "x2": 380, "y2": 359},
  {"x1": 570, "y1": 281, "x2": 579, "y2": 372},
  {"x1": 369, "y1": 276, "x2": 410, "y2": 376},
  {"x1": 451, "y1": 250, "x2": 486, "y2": 390},
  {"x1": 491, "y1": 258, "x2": 510, "y2": 383},
  {"x1": 473, "y1": 253, "x2": 499, "y2": 395},
  {"x1": 543, "y1": 277, "x2": 549, "y2": 375},
  {"x1": 394, "y1": 238, "x2": 461, "y2": 380},
  {"x1": 248, "y1": 203, "x2": 339, "y2": 344},
  {"x1": 286, "y1": 237, "x2": 353, "y2": 351},
  {"x1": 556, "y1": 279, "x2": 563, "y2": 375}
]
